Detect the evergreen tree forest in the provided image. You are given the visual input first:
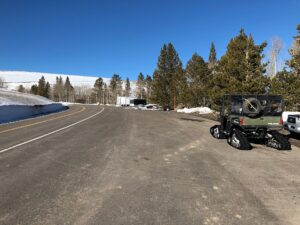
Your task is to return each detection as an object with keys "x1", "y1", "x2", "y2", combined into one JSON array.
[
  {"x1": 30, "y1": 76, "x2": 74, "y2": 102},
  {"x1": 124, "y1": 78, "x2": 131, "y2": 97},
  {"x1": 12, "y1": 25, "x2": 300, "y2": 109},
  {"x1": 149, "y1": 26, "x2": 300, "y2": 110},
  {"x1": 270, "y1": 25, "x2": 300, "y2": 110}
]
